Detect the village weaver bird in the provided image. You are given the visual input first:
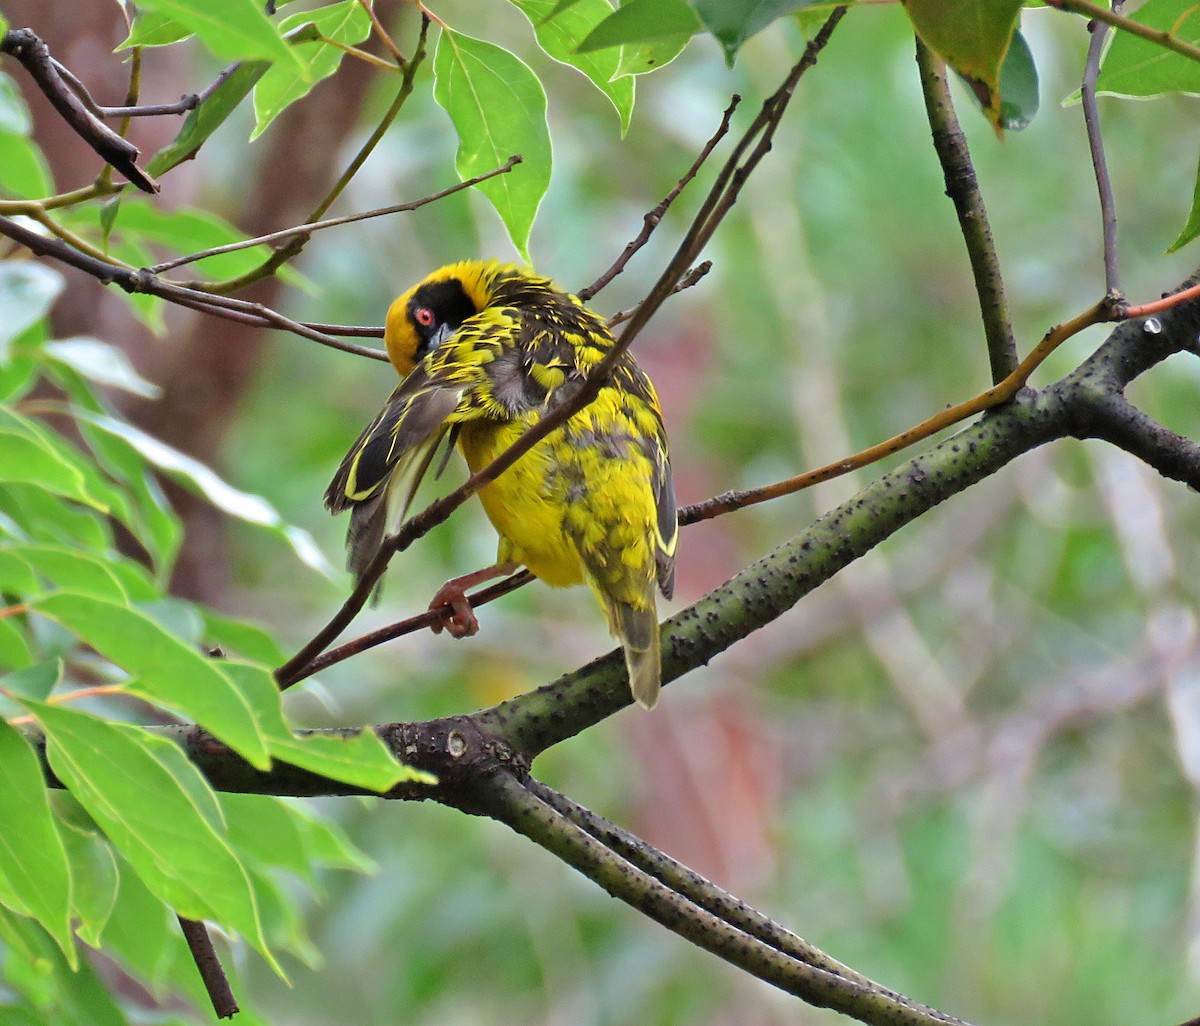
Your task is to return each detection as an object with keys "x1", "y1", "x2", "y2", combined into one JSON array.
[{"x1": 325, "y1": 261, "x2": 678, "y2": 708}]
